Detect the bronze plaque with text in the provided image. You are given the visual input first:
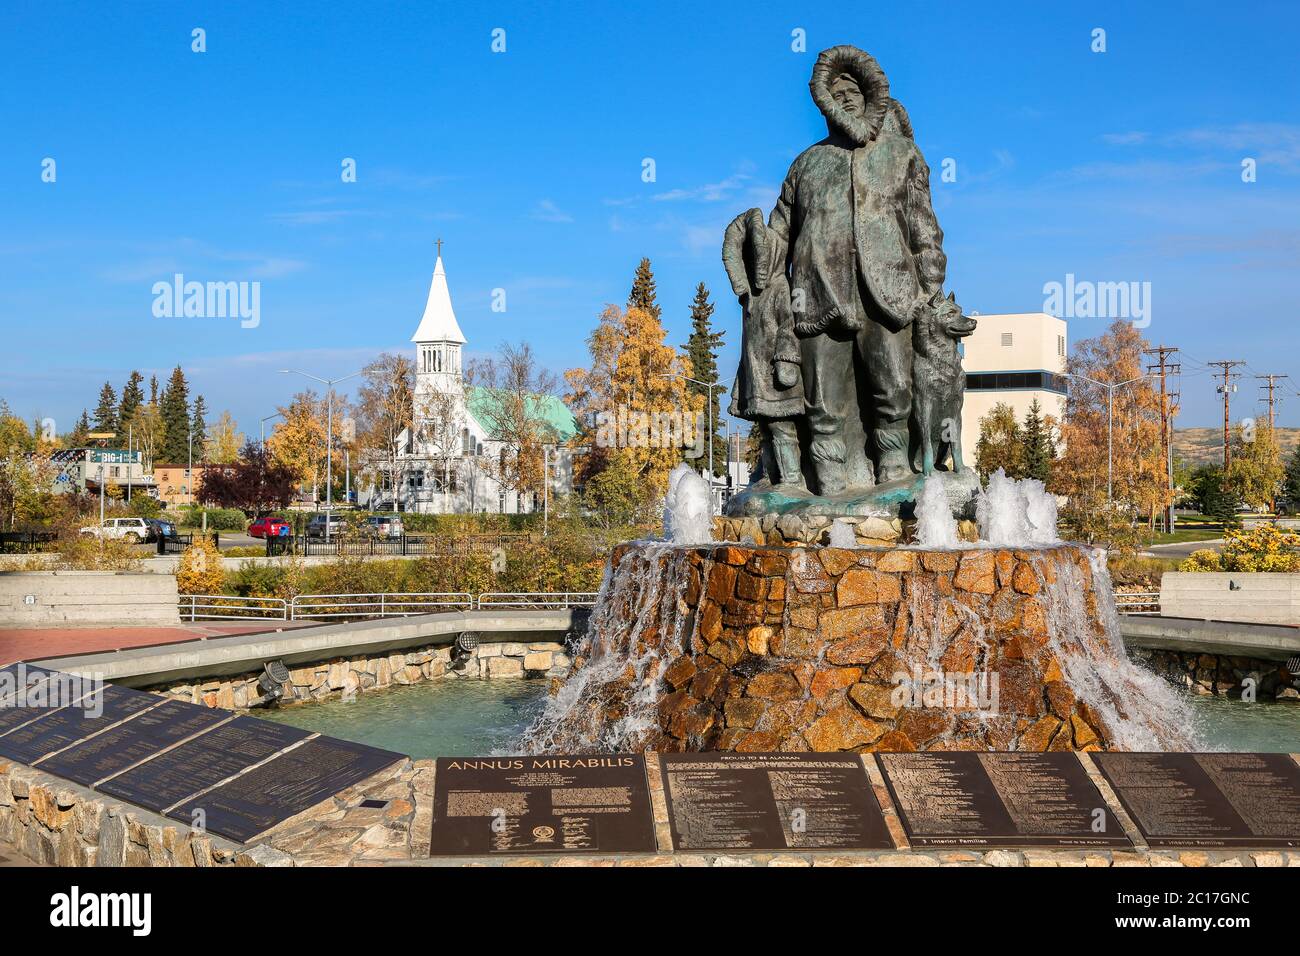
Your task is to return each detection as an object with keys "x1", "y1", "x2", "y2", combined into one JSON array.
[
  {"x1": 880, "y1": 752, "x2": 1130, "y2": 848},
  {"x1": 660, "y1": 752, "x2": 893, "y2": 851},
  {"x1": 430, "y1": 755, "x2": 657, "y2": 855},
  {"x1": 1095, "y1": 752, "x2": 1300, "y2": 848}
]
